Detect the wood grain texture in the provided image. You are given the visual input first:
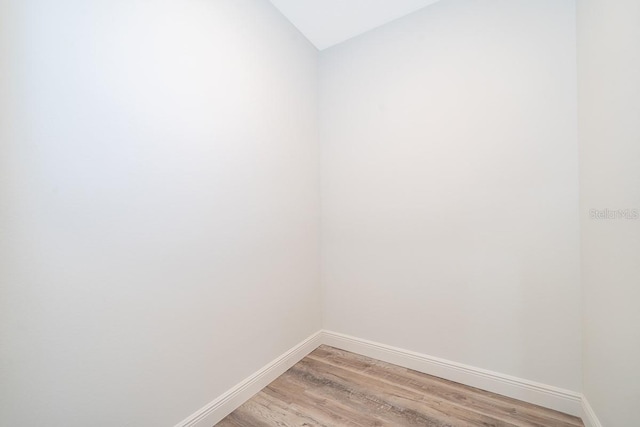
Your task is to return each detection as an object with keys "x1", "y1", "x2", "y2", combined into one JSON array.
[{"x1": 217, "y1": 345, "x2": 584, "y2": 427}]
